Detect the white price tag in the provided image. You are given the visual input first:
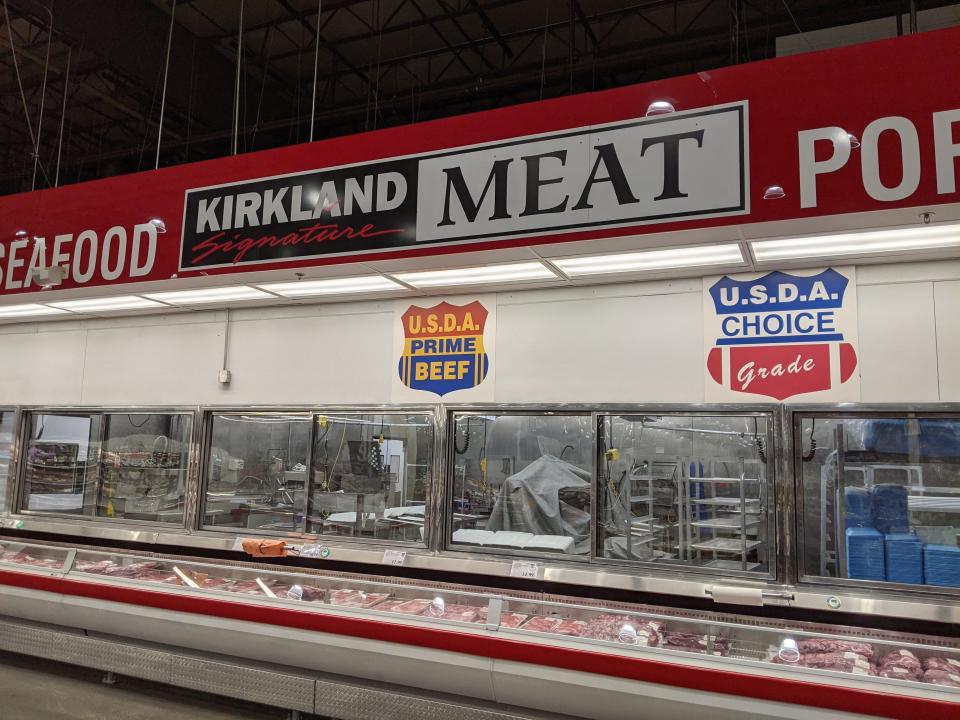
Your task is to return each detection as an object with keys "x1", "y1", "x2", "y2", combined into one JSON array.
[
  {"x1": 299, "y1": 544, "x2": 323, "y2": 558},
  {"x1": 510, "y1": 560, "x2": 539, "y2": 579},
  {"x1": 382, "y1": 550, "x2": 407, "y2": 566},
  {"x1": 231, "y1": 537, "x2": 246, "y2": 551}
]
